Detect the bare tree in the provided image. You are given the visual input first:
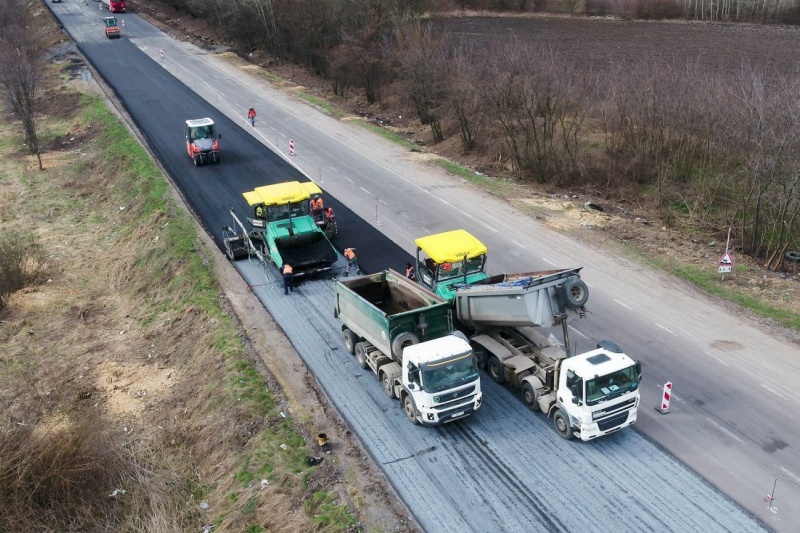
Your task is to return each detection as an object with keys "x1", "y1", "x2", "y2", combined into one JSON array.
[{"x1": 0, "y1": 0, "x2": 43, "y2": 170}]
